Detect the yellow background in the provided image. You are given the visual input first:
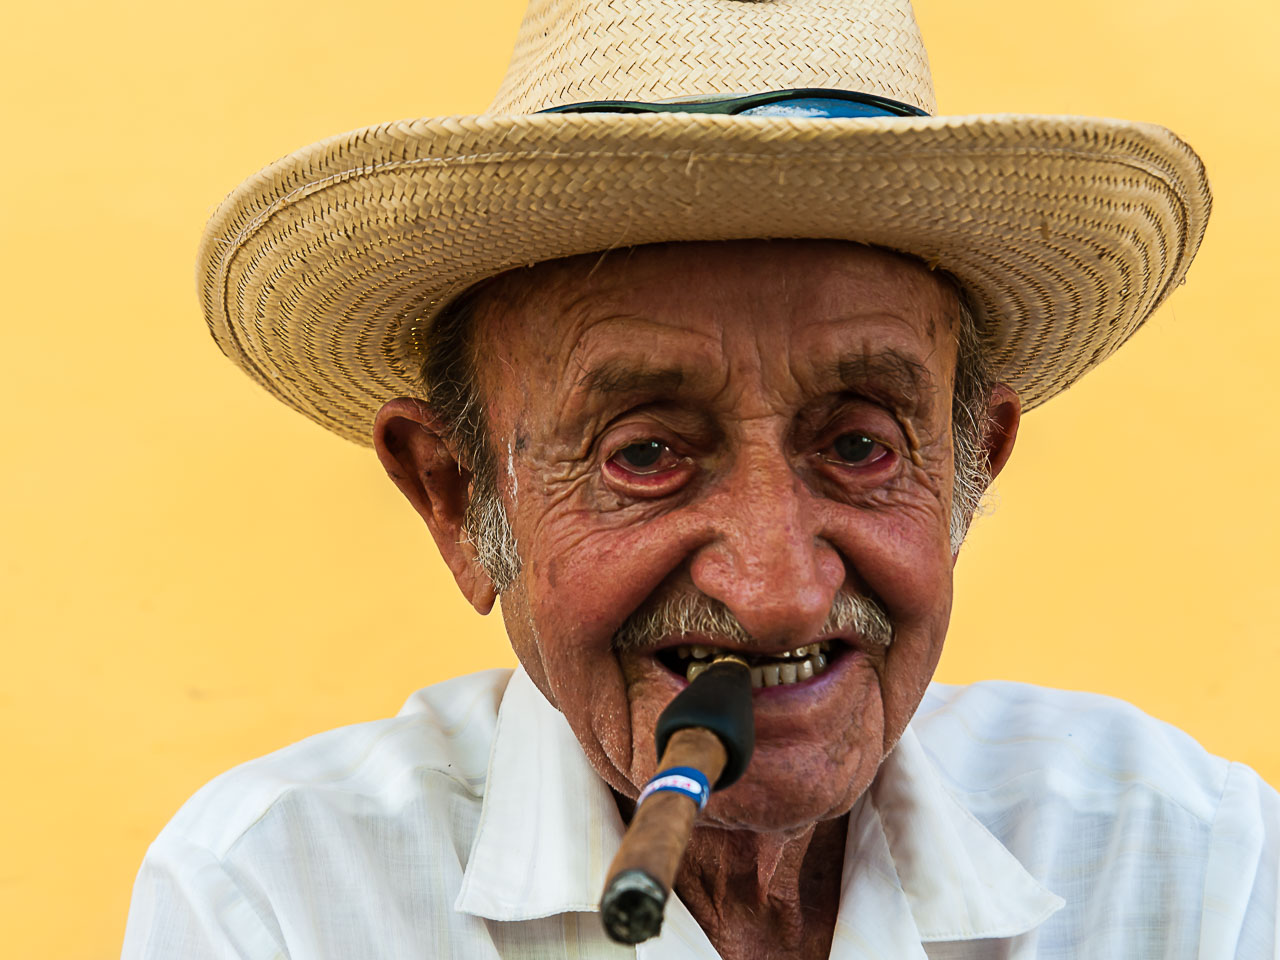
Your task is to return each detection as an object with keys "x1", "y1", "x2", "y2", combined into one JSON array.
[{"x1": 2, "y1": 0, "x2": 1276, "y2": 955}]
